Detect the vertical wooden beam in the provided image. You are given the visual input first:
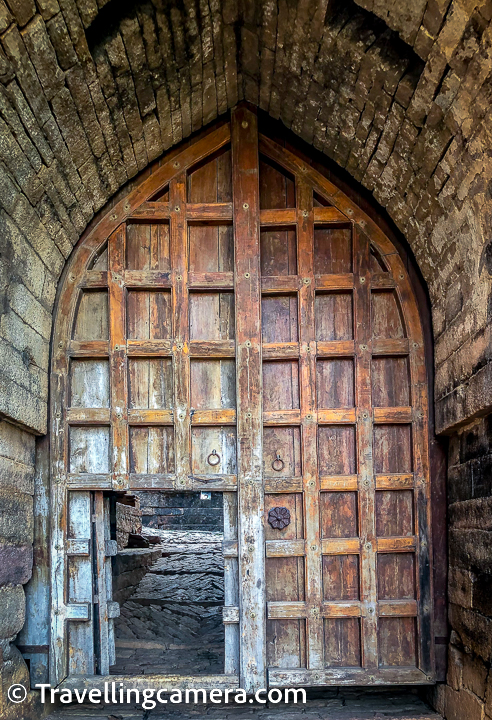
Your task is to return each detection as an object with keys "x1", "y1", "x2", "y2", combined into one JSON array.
[
  {"x1": 108, "y1": 226, "x2": 129, "y2": 491},
  {"x1": 50, "y1": 369, "x2": 69, "y2": 686},
  {"x1": 171, "y1": 175, "x2": 192, "y2": 490},
  {"x1": 223, "y1": 493, "x2": 240, "y2": 675},
  {"x1": 231, "y1": 105, "x2": 265, "y2": 692},
  {"x1": 297, "y1": 181, "x2": 324, "y2": 668},
  {"x1": 94, "y1": 491, "x2": 109, "y2": 675},
  {"x1": 354, "y1": 225, "x2": 378, "y2": 669}
]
